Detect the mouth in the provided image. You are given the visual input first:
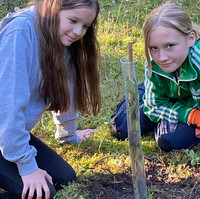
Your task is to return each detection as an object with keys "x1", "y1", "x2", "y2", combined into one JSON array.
[
  {"x1": 66, "y1": 34, "x2": 76, "y2": 42},
  {"x1": 160, "y1": 62, "x2": 173, "y2": 67}
]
